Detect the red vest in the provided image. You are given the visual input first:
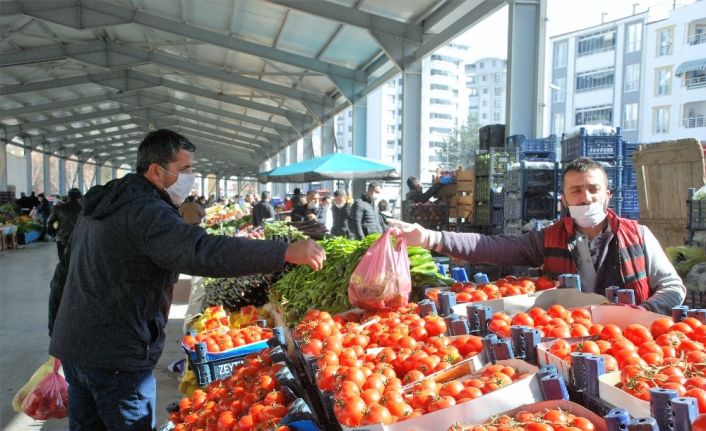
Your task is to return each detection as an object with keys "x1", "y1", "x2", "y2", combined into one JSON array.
[{"x1": 543, "y1": 209, "x2": 650, "y2": 302}]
